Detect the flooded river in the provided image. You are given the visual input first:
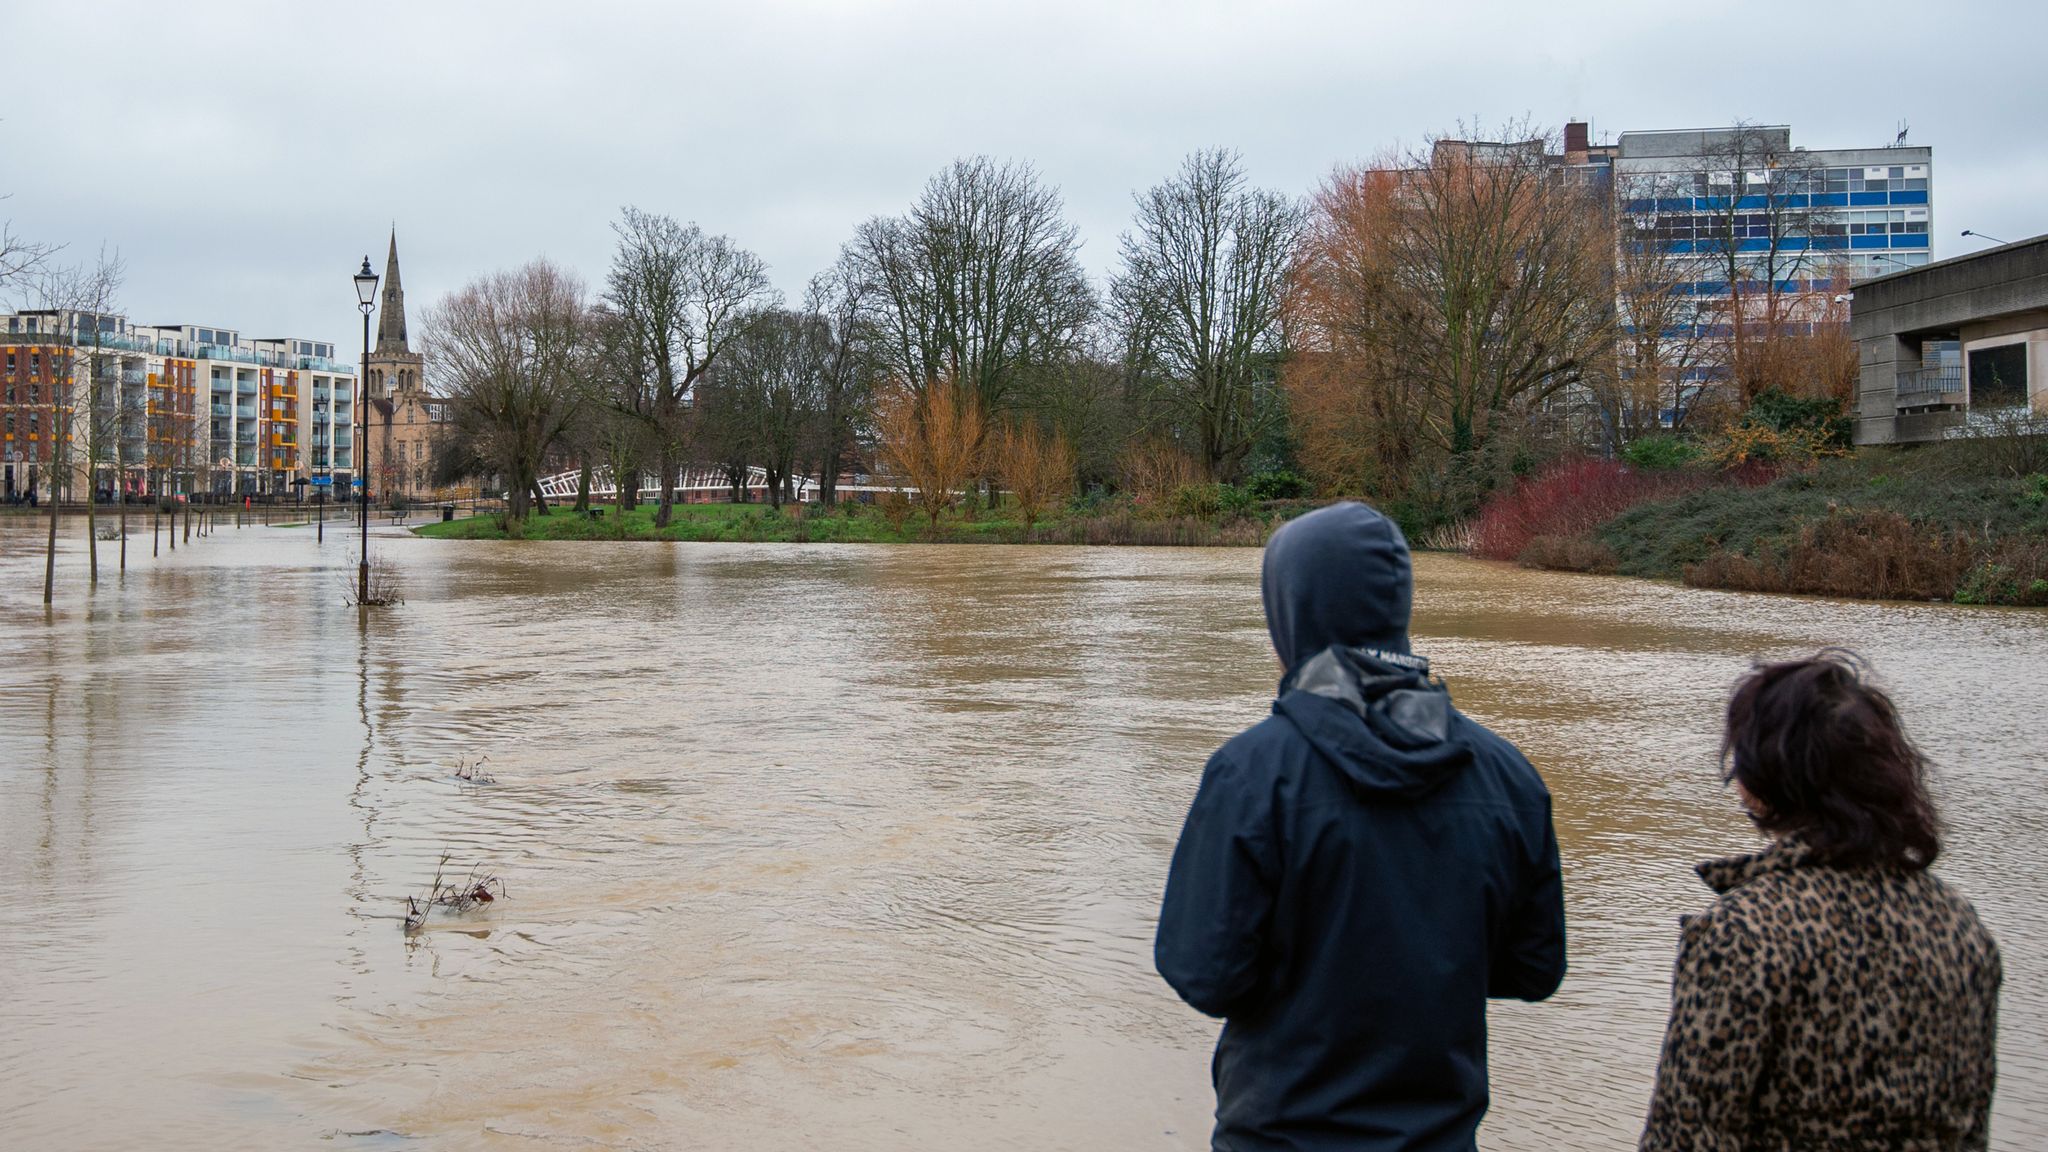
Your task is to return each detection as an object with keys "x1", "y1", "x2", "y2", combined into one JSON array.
[{"x1": 2, "y1": 515, "x2": 2043, "y2": 1150}]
